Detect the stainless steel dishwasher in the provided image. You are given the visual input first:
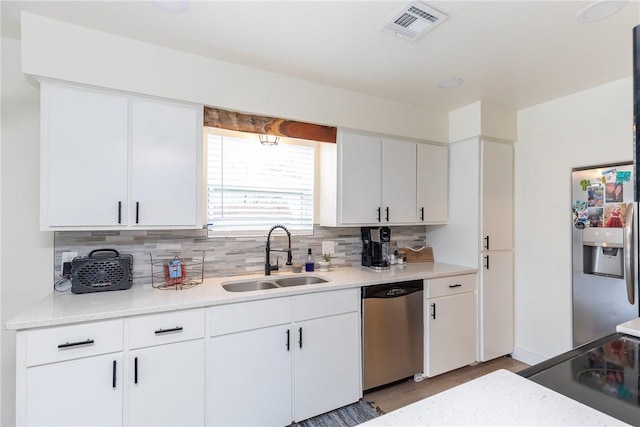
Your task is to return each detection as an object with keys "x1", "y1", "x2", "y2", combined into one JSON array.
[{"x1": 362, "y1": 279, "x2": 424, "y2": 391}]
